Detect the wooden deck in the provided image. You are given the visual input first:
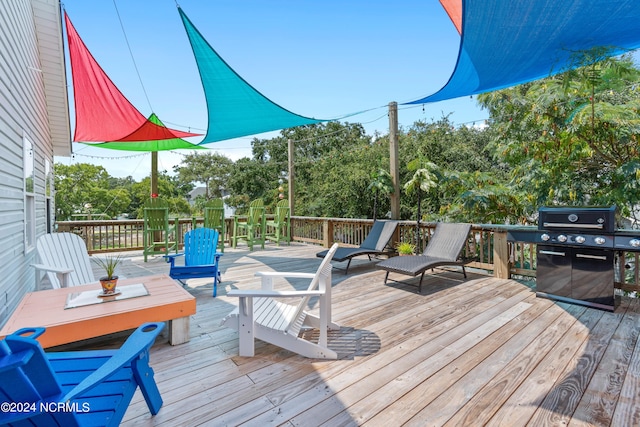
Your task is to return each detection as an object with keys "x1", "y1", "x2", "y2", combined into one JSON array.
[{"x1": 59, "y1": 243, "x2": 640, "y2": 426}]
